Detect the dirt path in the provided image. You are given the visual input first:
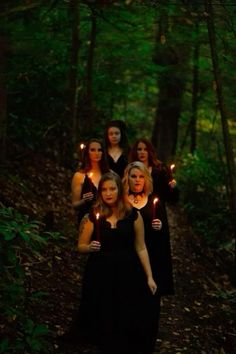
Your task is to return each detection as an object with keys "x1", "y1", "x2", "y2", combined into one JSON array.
[
  {"x1": 48, "y1": 204, "x2": 235, "y2": 354},
  {"x1": 1, "y1": 152, "x2": 235, "y2": 353},
  {"x1": 155, "y1": 205, "x2": 236, "y2": 354}
]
